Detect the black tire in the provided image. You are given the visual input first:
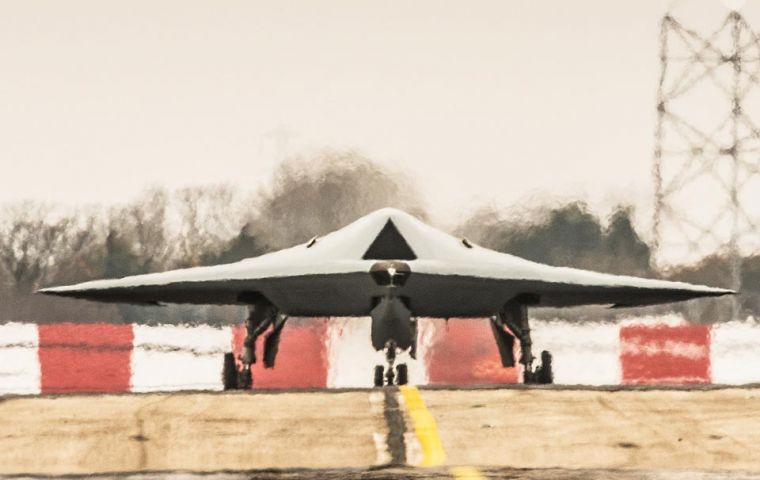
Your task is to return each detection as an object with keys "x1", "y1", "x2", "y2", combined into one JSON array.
[
  {"x1": 396, "y1": 363, "x2": 408, "y2": 385},
  {"x1": 238, "y1": 366, "x2": 253, "y2": 390},
  {"x1": 223, "y1": 352, "x2": 238, "y2": 390},
  {"x1": 537, "y1": 350, "x2": 553, "y2": 384},
  {"x1": 374, "y1": 365, "x2": 384, "y2": 387}
]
